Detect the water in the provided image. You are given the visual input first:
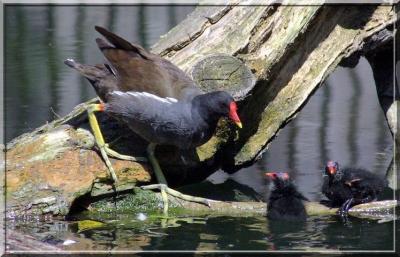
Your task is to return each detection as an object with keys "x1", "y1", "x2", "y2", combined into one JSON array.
[
  {"x1": 5, "y1": 5, "x2": 397, "y2": 252},
  {"x1": 8, "y1": 214, "x2": 396, "y2": 251}
]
